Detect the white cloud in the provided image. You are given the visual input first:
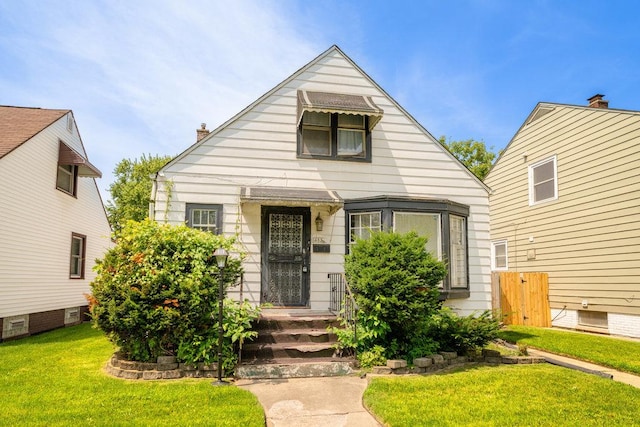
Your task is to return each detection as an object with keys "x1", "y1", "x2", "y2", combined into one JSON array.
[{"x1": 0, "y1": 0, "x2": 321, "y2": 198}]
